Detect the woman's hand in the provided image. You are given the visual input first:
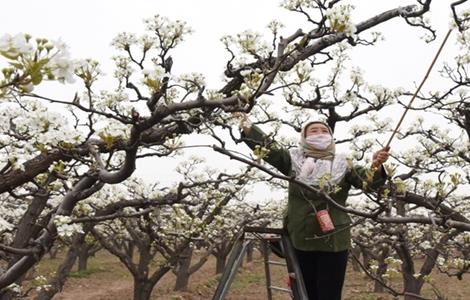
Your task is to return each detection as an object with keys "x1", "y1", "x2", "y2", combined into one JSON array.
[{"x1": 372, "y1": 146, "x2": 390, "y2": 168}]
